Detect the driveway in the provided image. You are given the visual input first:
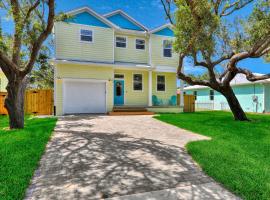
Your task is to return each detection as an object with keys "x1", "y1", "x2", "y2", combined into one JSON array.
[{"x1": 26, "y1": 115, "x2": 239, "y2": 200}]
